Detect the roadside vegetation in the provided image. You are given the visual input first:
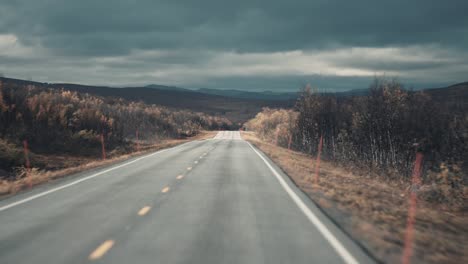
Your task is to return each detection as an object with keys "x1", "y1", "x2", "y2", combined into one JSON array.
[
  {"x1": 245, "y1": 78, "x2": 467, "y2": 207},
  {"x1": 244, "y1": 78, "x2": 467, "y2": 263},
  {"x1": 0, "y1": 81, "x2": 231, "y2": 183}
]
